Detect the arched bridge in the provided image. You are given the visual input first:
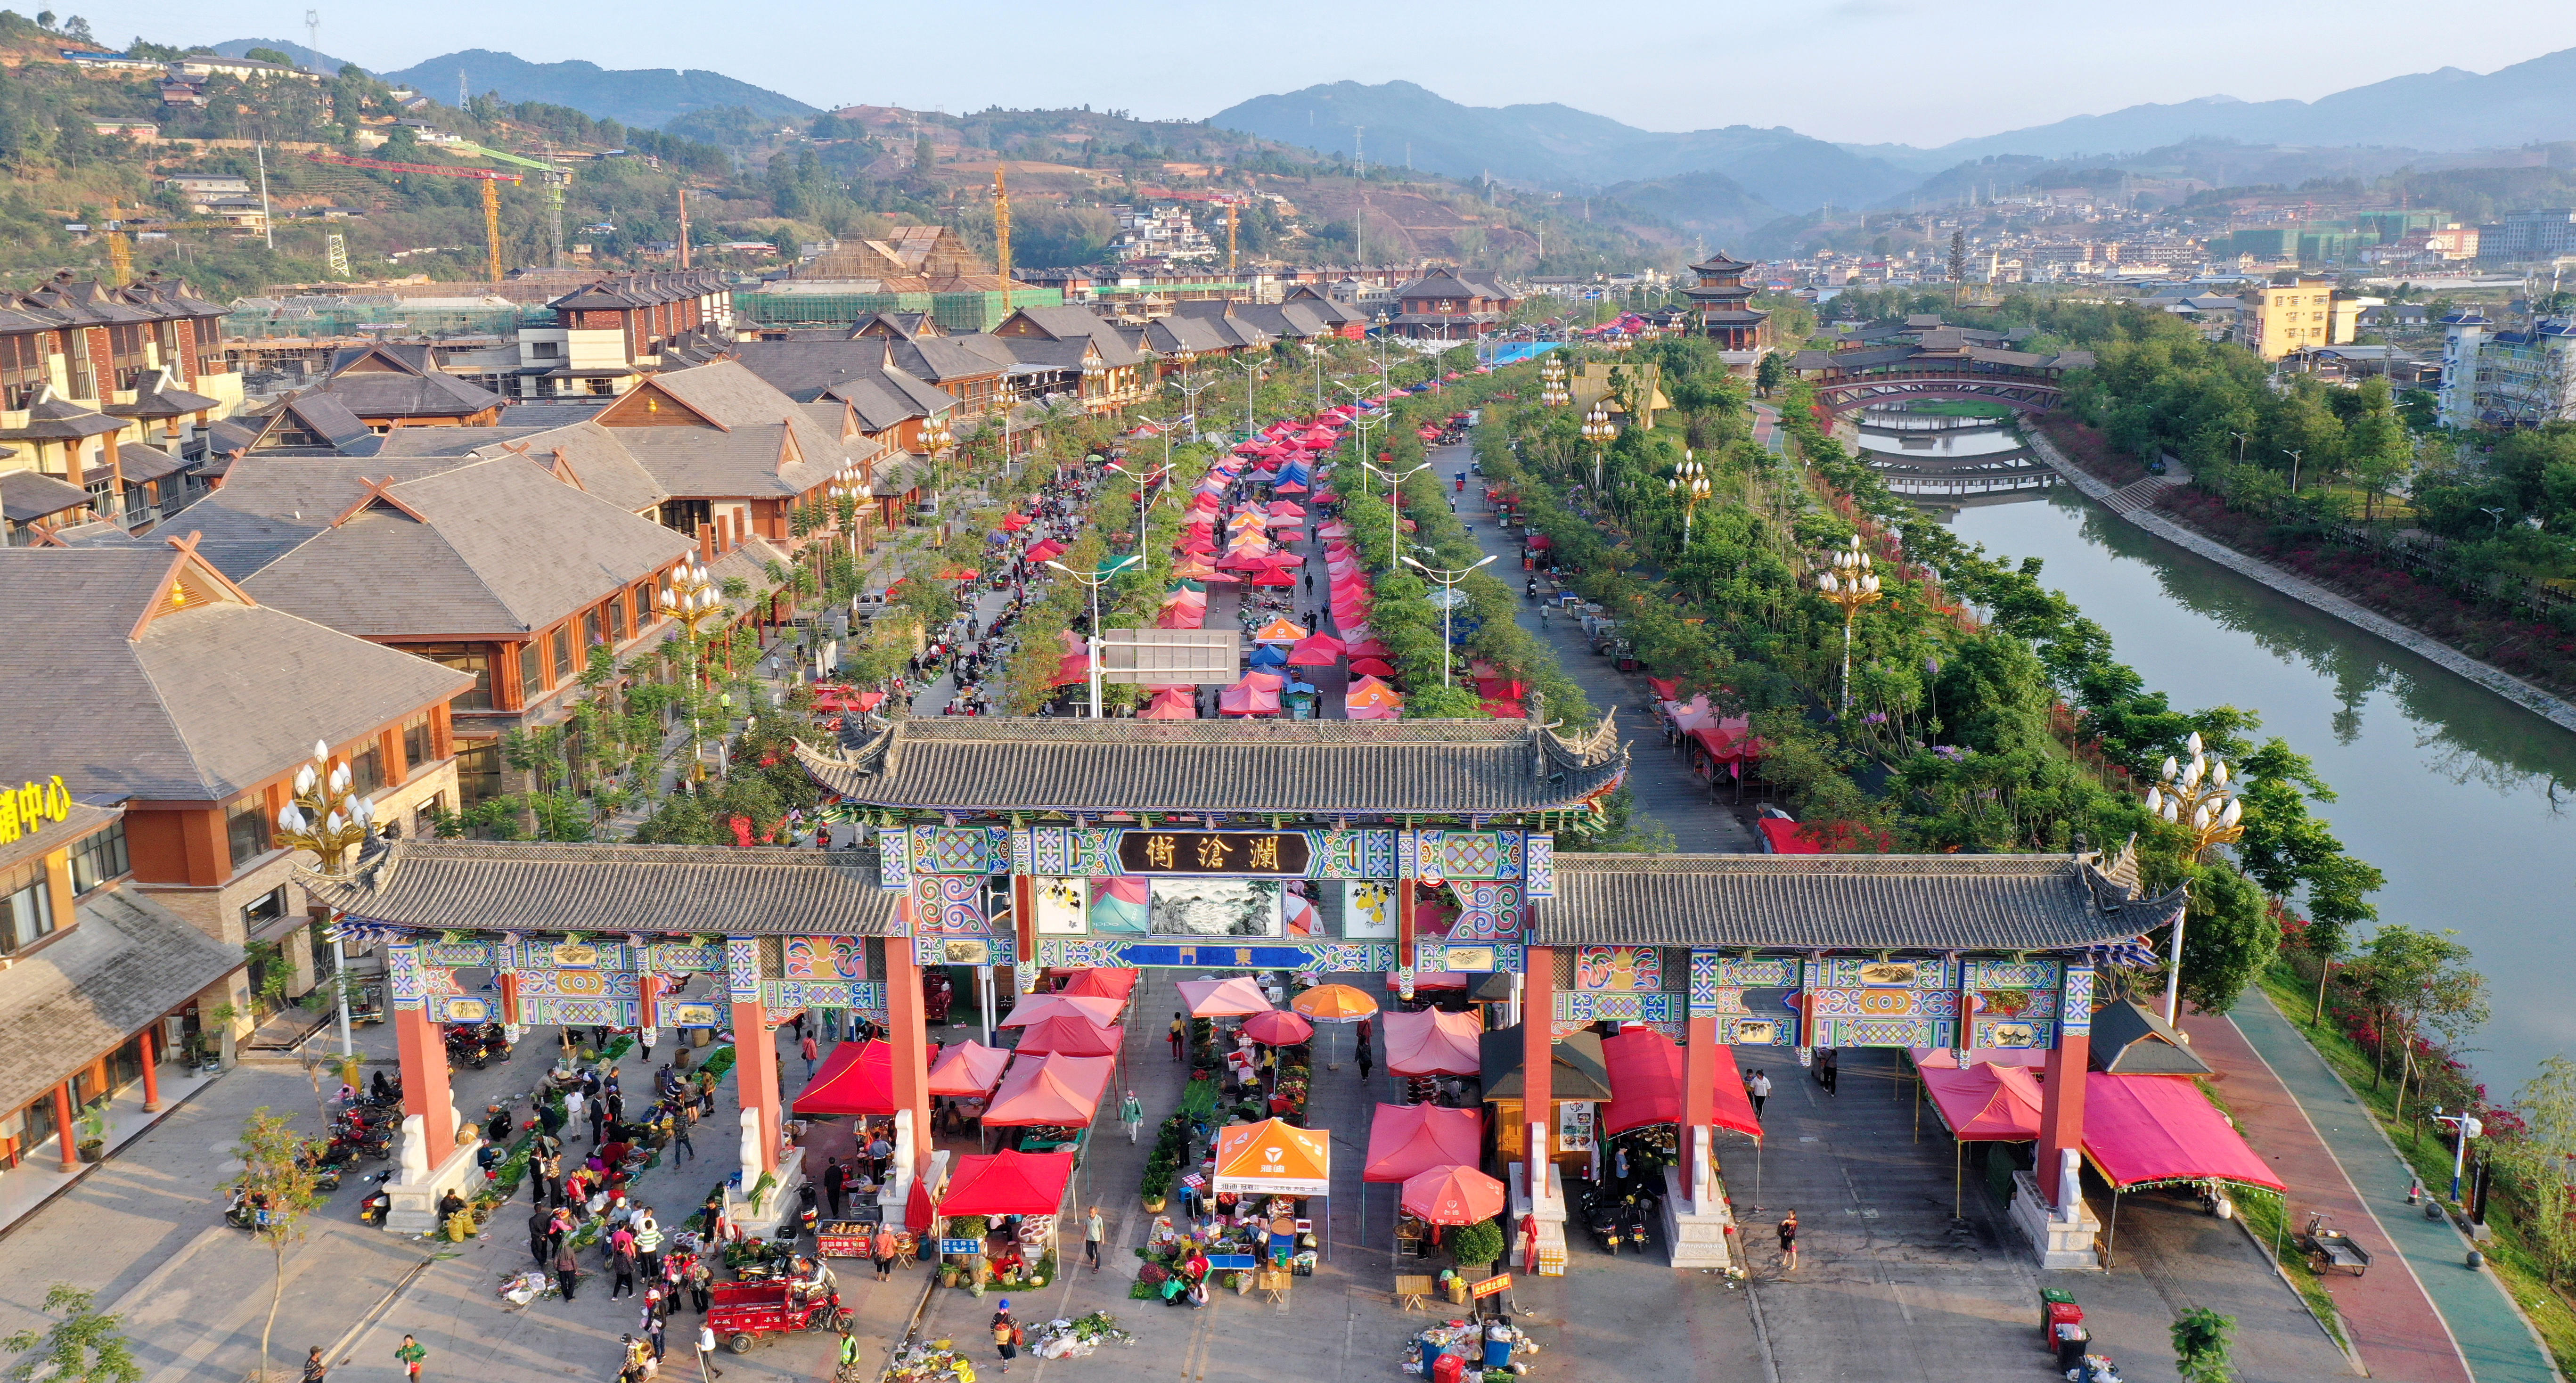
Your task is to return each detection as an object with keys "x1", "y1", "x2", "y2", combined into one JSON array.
[{"x1": 1813, "y1": 376, "x2": 2064, "y2": 414}]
